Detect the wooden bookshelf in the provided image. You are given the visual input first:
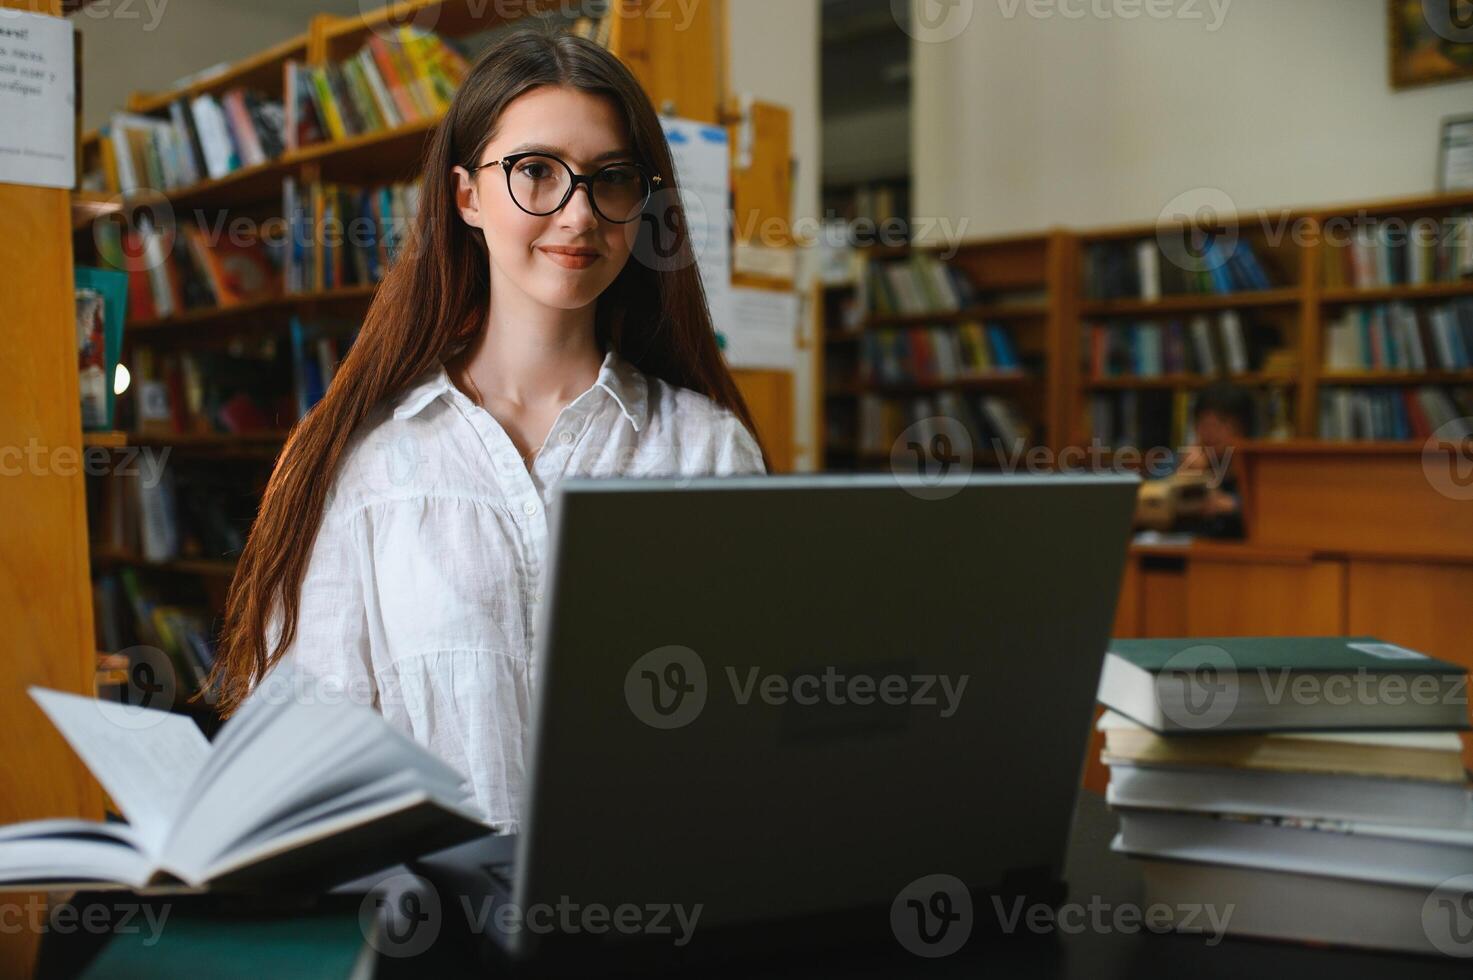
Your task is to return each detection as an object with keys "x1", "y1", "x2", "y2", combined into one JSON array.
[
  {"x1": 127, "y1": 285, "x2": 379, "y2": 336},
  {"x1": 1081, "y1": 373, "x2": 1296, "y2": 391},
  {"x1": 820, "y1": 232, "x2": 1065, "y2": 470},
  {"x1": 1059, "y1": 190, "x2": 1473, "y2": 450},
  {"x1": 816, "y1": 190, "x2": 1473, "y2": 462},
  {"x1": 1077, "y1": 288, "x2": 1300, "y2": 318}
]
